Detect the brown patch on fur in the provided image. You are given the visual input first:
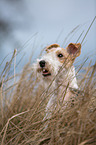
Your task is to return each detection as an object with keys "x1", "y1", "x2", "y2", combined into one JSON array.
[
  {"x1": 46, "y1": 44, "x2": 60, "y2": 52},
  {"x1": 56, "y1": 48, "x2": 75, "y2": 67},
  {"x1": 56, "y1": 48, "x2": 68, "y2": 63}
]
